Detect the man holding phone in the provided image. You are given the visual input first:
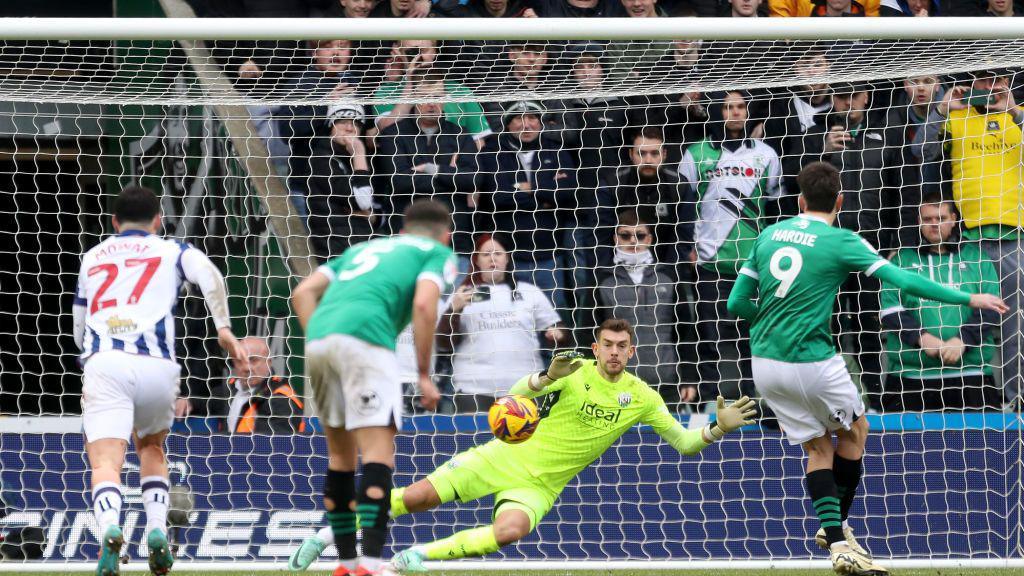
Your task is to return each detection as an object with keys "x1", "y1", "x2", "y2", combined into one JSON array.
[{"x1": 918, "y1": 68, "x2": 1024, "y2": 410}]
